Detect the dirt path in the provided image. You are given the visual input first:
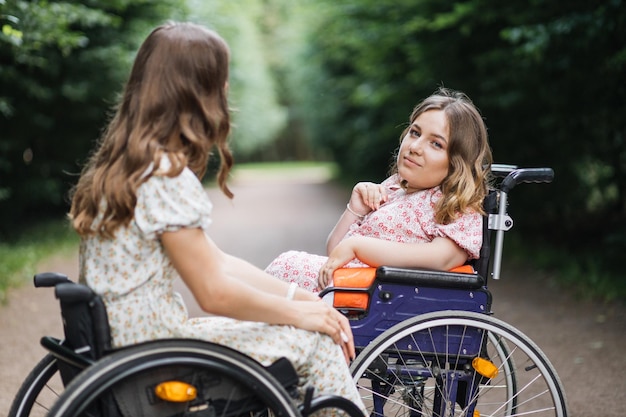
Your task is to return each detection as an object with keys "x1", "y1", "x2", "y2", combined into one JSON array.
[{"x1": 1, "y1": 172, "x2": 624, "y2": 416}]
